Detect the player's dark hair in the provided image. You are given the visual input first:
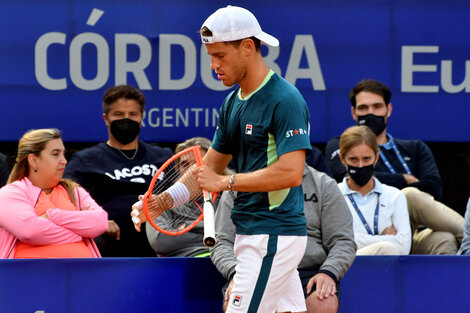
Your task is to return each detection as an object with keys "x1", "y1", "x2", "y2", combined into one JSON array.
[
  {"x1": 200, "y1": 26, "x2": 212, "y2": 37},
  {"x1": 199, "y1": 26, "x2": 261, "y2": 51},
  {"x1": 102, "y1": 85, "x2": 145, "y2": 115},
  {"x1": 349, "y1": 79, "x2": 392, "y2": 108},
  {"x1": 231, "y1": 37, "x2": 261, "y2": 51}
]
